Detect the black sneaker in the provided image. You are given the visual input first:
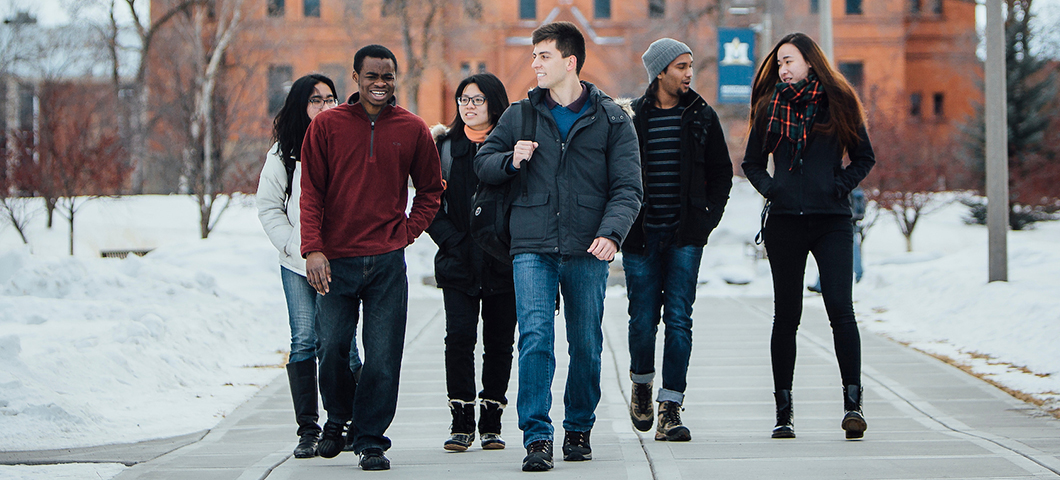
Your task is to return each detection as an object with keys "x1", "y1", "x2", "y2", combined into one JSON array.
[
  {"x1": 521, "y1": 439, "x2": 554, "y2": 471},
  {"x1": 629, "y1": 379, "x2": 654, "y2": 432},
  {"x1": 562, "y1": 430, "x2": 592, "y2": 461},
  {"x1": 316, "y1": 420, "x2": 347, "y2": 458},
  {"x1": 293, "y1": 431, "x2": 318, "y2": 458},
  {"x1": 358, "y1": 447, "x2": 390, "y2": 471}
]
